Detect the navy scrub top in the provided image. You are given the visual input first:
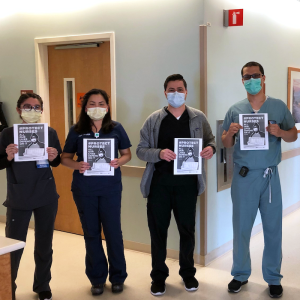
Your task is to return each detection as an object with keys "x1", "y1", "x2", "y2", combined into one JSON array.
[
  {"x1": 0, "y1": 127, "x2": 62, "y2": 210},
  {"x1": 223, "y1": 96, "x2": 295, "y2": 169},
  {"x1": 63, "y1": 122, "x2": 132, "y2": 196}
]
